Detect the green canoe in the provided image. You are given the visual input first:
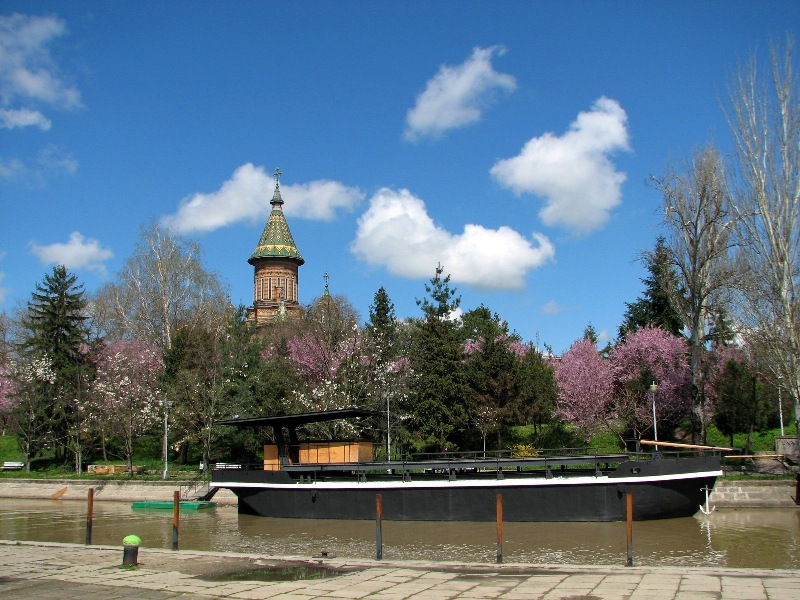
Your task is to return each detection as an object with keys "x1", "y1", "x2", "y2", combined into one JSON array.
[{"x1": 131, "y1": 501, "x2": 216, "y2": 511}]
